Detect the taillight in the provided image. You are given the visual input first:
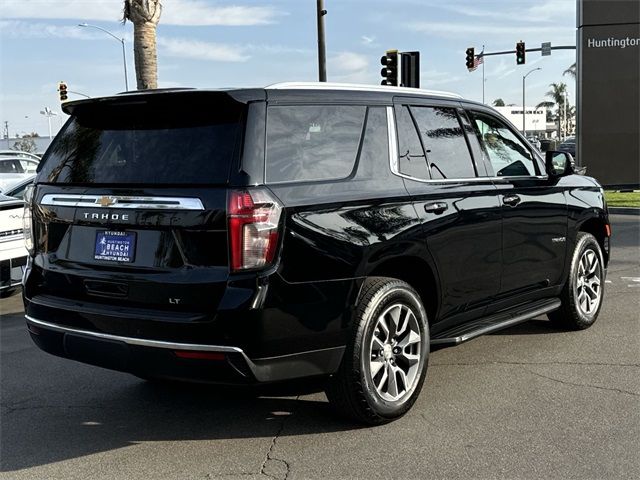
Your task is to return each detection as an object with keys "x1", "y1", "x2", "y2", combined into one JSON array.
[
  {"x1": 23, "y1": 184, "x2": 34, "y2": 255},
  {"x1": 228, "y1": 188, "x2": 282, "y2": 272}
]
